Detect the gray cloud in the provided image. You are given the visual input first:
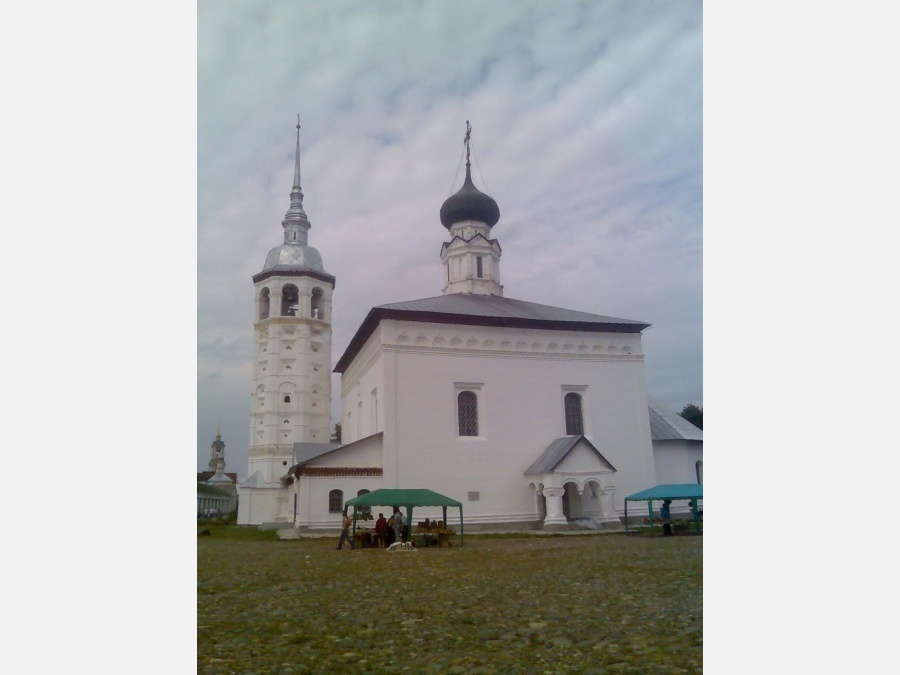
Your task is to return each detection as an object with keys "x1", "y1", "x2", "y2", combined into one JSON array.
[{"x1": 198, "y1": 0, "x2": 703, "y2": 477}]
